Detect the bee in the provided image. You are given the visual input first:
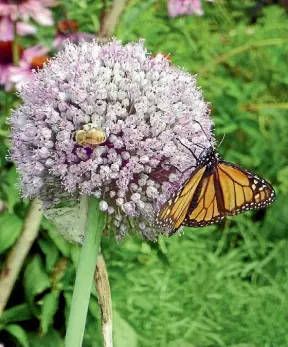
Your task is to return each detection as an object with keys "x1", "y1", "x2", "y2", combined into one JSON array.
[{"x1": 75, "y1": 124, "x2": 107, "y2": 147}]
